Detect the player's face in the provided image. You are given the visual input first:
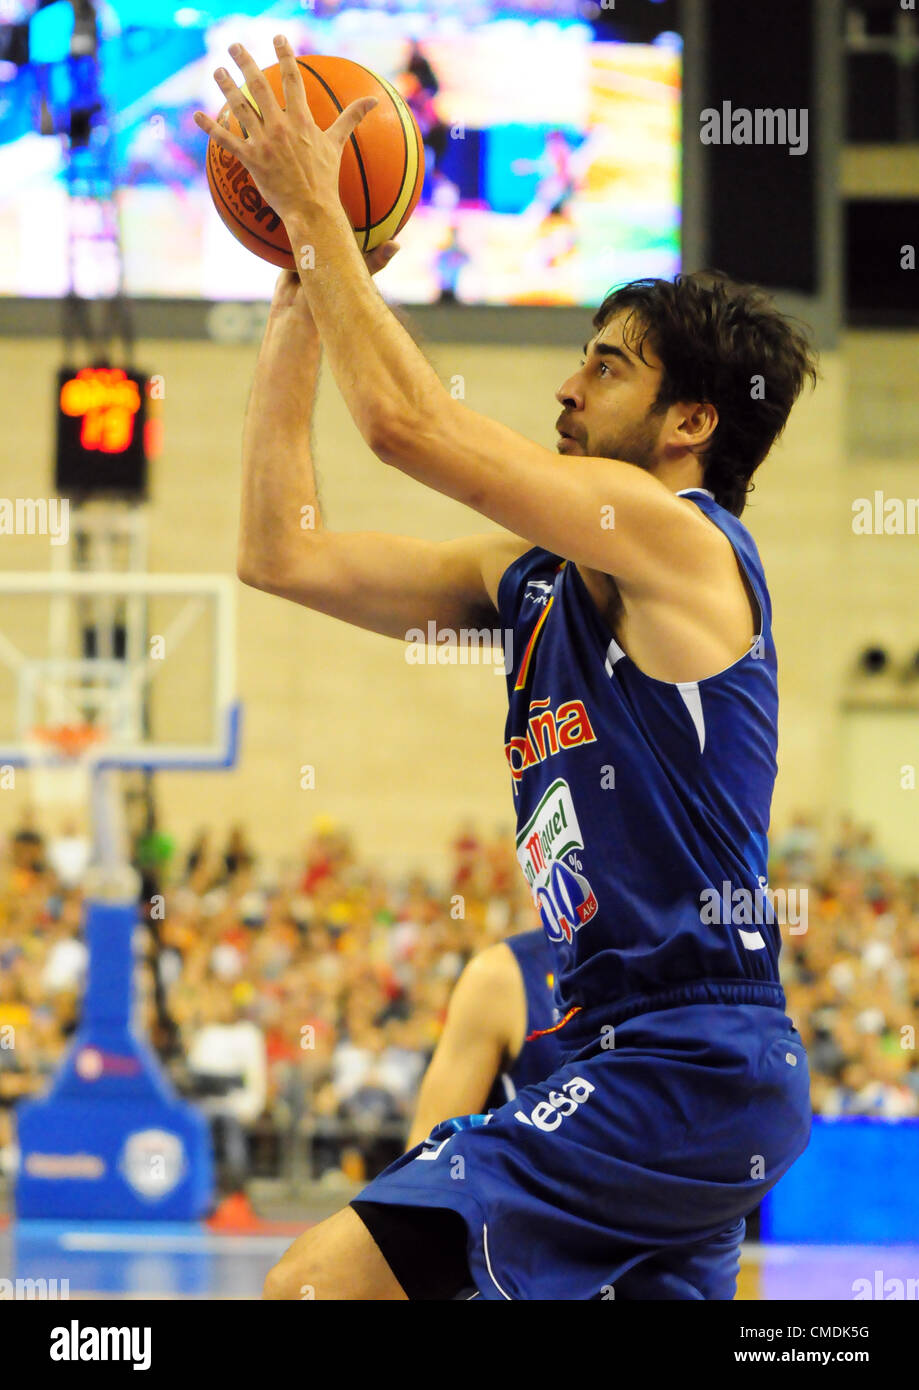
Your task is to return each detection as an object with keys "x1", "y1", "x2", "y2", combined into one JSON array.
[{"x1": 554, "y1": 312, "x2": 669, "y2": 469}]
